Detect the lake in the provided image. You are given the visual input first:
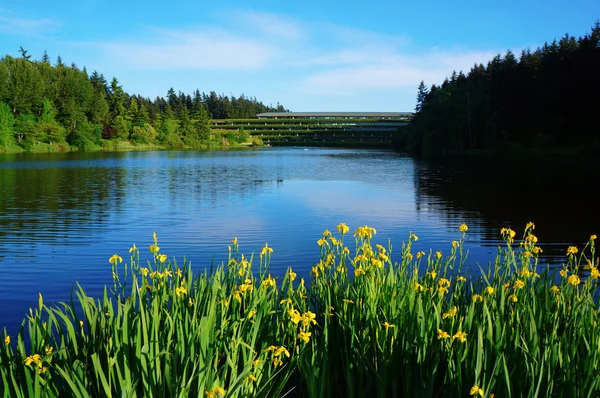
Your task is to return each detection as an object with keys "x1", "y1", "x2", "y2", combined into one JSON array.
[{"x1": 0, "y1": 147, "x2": 597, "y2": 336}]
